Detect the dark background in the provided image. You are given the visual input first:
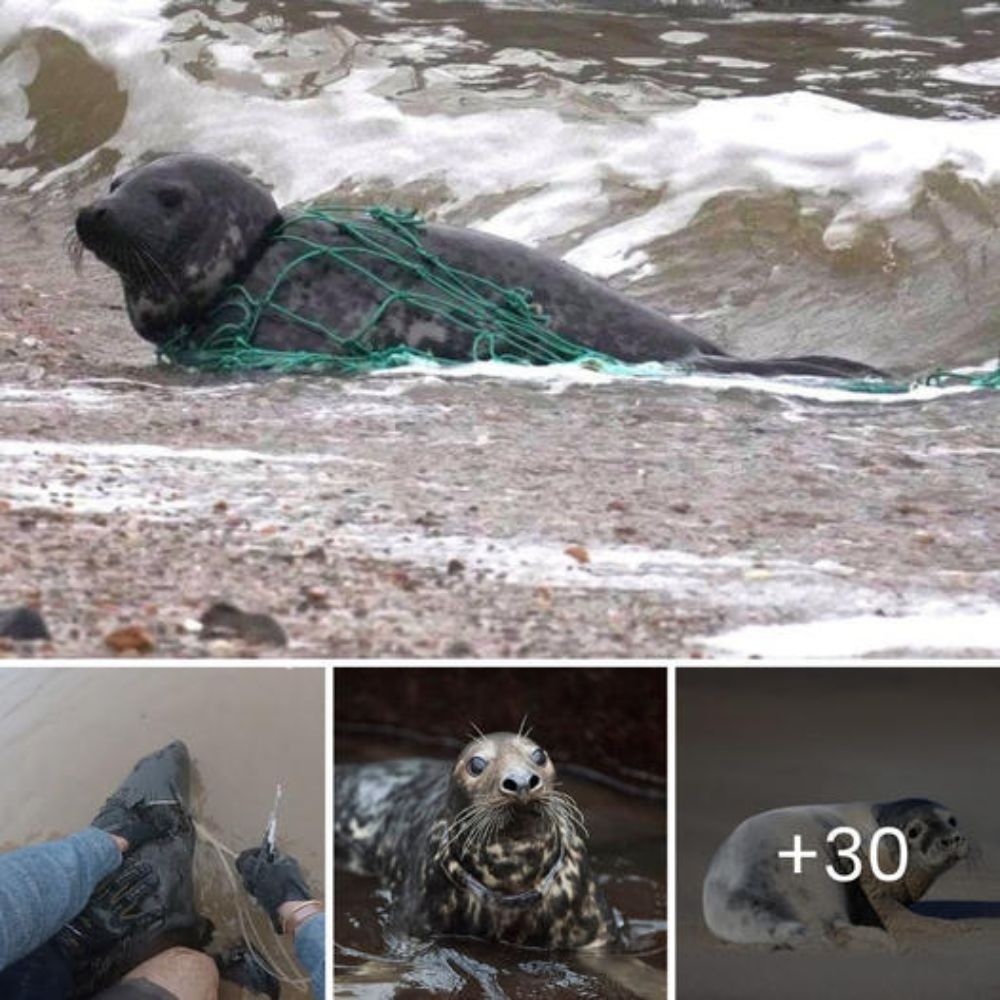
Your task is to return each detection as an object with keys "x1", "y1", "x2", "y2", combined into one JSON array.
[{"x1": 334, "y1": 666, "x2": 666, "y2": 795}]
